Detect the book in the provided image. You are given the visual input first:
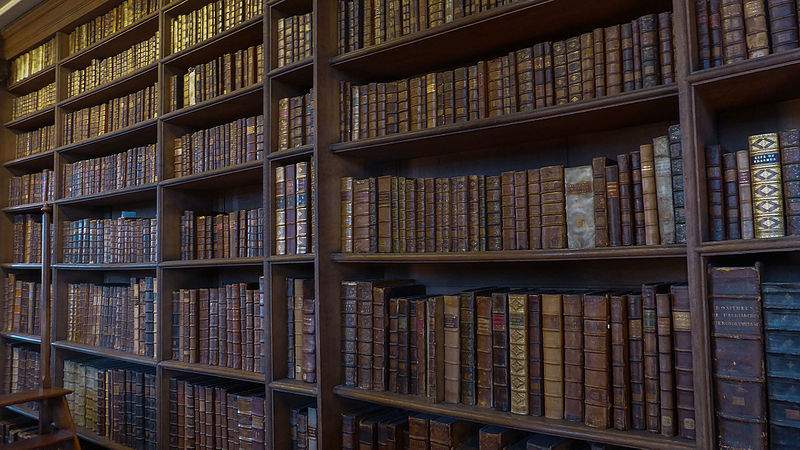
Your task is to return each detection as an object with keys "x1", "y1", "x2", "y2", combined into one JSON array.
[
  {"x1": 562, "y1": 293, "x2": 584, "y2": 422},
  {"x1": 618, "y1": 153, "x2": 634, "y2": 246},
  {"x1": 564, "y1": 166, "x2": 595, "y2": 249},
  {"x1": 656, "y1": 292, "x2": 676, "y2": 436},
  {"x1": 743, "y1": 0, "x2": 769, "y2": 58},
  {"x1": 749, "y1": 133, "x2": 785, "y2": 238},
  {"x1": 610, "y1": 294, "x2": 630, "y2": 430},
  {"x1": 583, "y1": 294, "x2": 611, "y2": 428},
  {"x1": 668, "y1": 125, "x2": 687, "y2": 244},
  {"x1": 670, "y1": 284, "x2": 697, "y2": 440},
  {"x1": 706, "y1": 145, "x2": 726, "y2": 241},
  {"x1": 541, "y1": 166, "x2": 567, "y2": 249},
  {"x1": 639, "y1": 143, "x2": 661, "y2": 245},
  {"x1": 592, "y1": 157, "x2": 614, "y2": 247},
  {"x1": 476, "y1": 294, "x2": 494, "y2": 408},
  {"x1": 542, "y1": 293, "x2": 564, "y2": 420},
  {"x1": 528, "y1": 293, "x2": 544, "y2": 417},
  {"x1": 444, "y1": 294, "x2": 461, "y2": 404},
  {"x1": 508, "y1": 291, "x2": 529, "y2": 415},
  {"x1": 605, "y1": 164, "x2": 622, "y2": 247},
  {"x1": 767, "y1": 0, "x2": 799, "y2": 52},
  {"x1": 721, "y1": 0, "x2": 747, "y2": 62},
  {"x1": 697, "y1": 0, "x2": 712, "y2": 68},
  {"x1": 780, "y1": 129, "x2": 800, "y2": 235},
  {"x1": 652, "y1": 136, "x2": 675, "y2": 244},
  {"x1": 722, "y1": 152, "x2": 742, "y2": 240},
  {"x1": 631, "y1": 151, "x2": 647, "y2": 245}
]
